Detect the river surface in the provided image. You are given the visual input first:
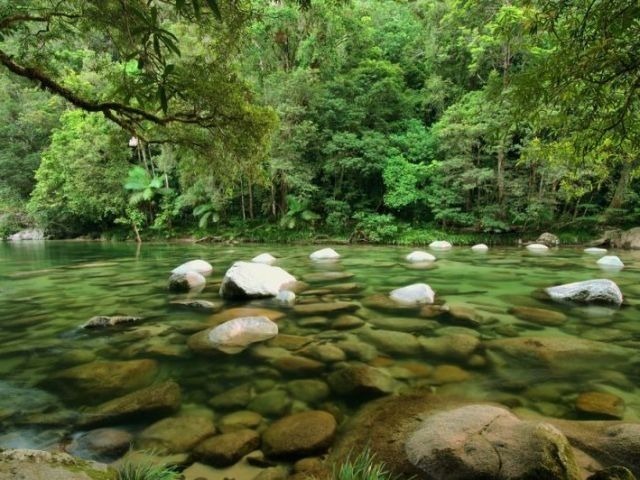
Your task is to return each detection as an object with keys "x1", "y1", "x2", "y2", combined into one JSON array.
[{"x1": 1, "y1": 241, "x2": 639, "y2": 462}]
